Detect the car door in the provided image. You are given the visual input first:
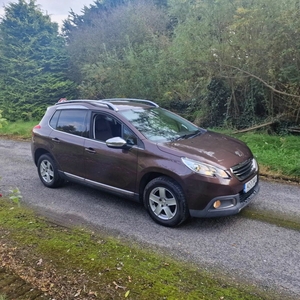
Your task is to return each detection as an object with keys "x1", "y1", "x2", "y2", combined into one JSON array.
[
  {"x1": 83, "y1": 113, "x2": 139, "y2": 194},
  {"x1": 48, "y1": 108, "x2": 88, "y2": 178}
]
